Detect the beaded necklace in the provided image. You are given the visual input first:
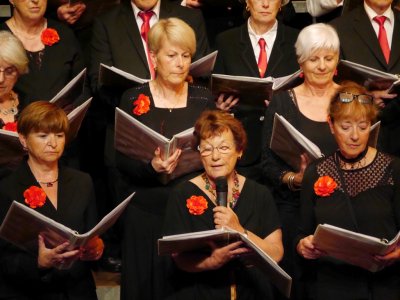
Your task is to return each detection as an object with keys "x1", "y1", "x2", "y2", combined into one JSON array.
[{"x1": 201, "y1": 171, "x2": 240, "y2": 208}]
